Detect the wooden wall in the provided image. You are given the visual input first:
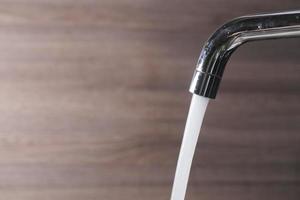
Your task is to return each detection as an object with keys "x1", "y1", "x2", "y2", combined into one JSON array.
[{"x1": 0, "y1": 0, "x2": 299, "y2": 199}]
